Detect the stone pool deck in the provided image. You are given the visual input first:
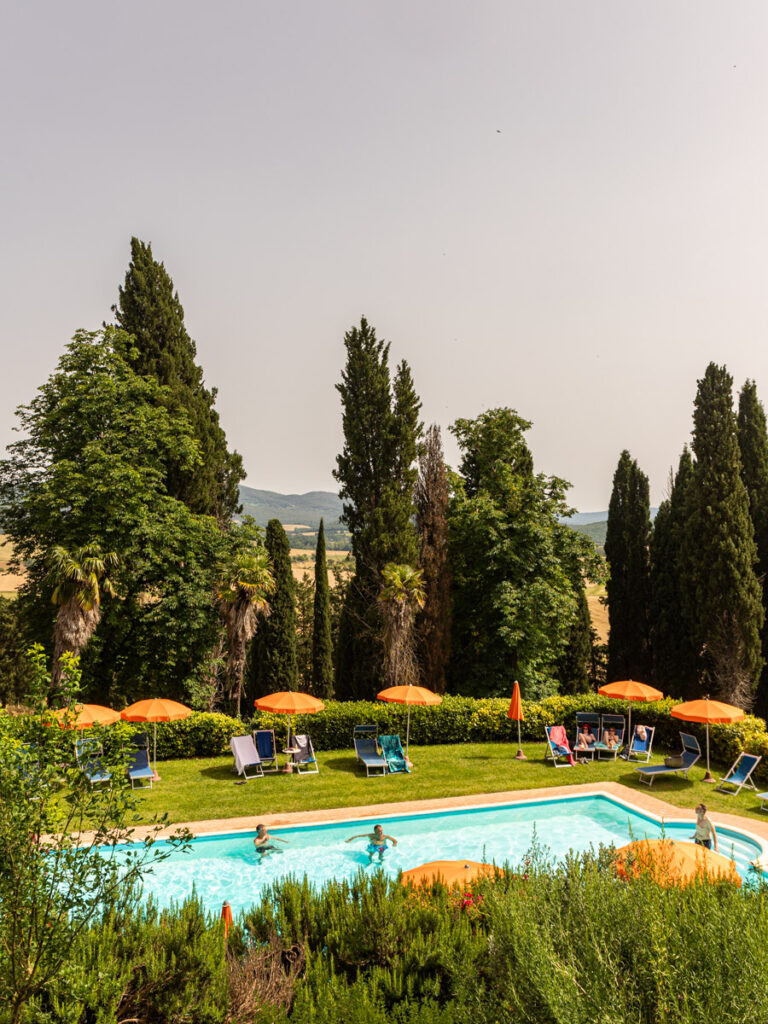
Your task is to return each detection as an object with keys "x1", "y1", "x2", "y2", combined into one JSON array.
[{"x1": 138, "y1": 781, "x2": 768, "y2": 853}]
